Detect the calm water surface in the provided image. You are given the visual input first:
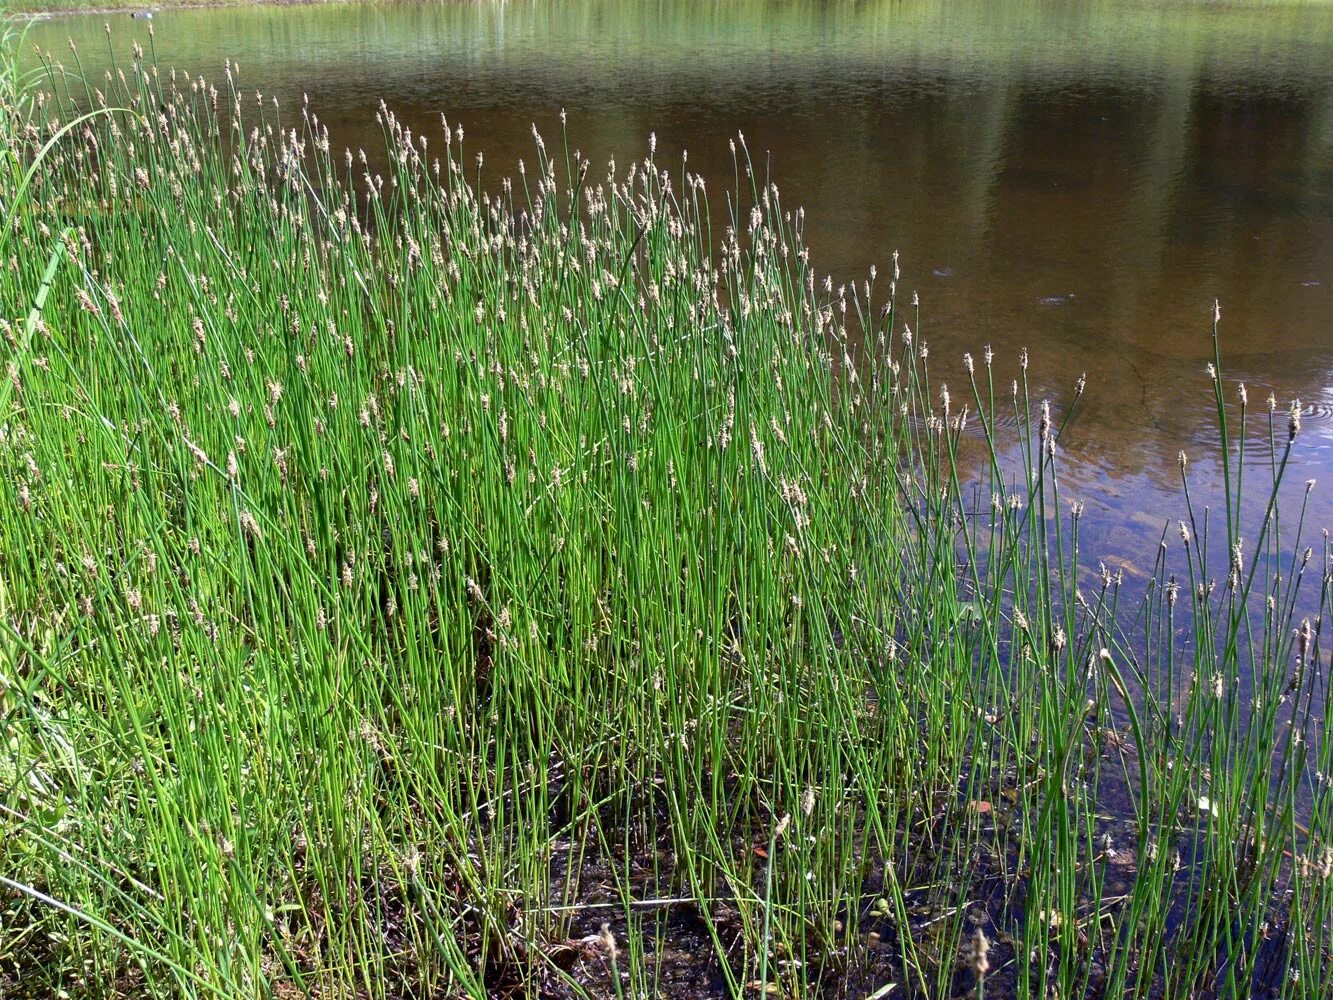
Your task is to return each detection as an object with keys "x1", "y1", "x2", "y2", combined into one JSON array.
[{"x1": 25, "y1": 0, "x2": 1333, "y2": 575}]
